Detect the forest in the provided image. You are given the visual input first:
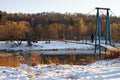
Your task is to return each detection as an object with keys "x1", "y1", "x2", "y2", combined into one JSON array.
[{"x1": 0, "y1": 11, "x2": 120, "y2": 42}]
